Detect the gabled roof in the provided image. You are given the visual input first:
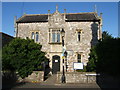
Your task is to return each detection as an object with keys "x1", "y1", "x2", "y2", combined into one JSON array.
[
  {"x1": 16, "y1": 12, "x2": 100, "y2": 23},
  {"x1": 0, "y1": 32, "x2": 14, "y2": 38}
]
